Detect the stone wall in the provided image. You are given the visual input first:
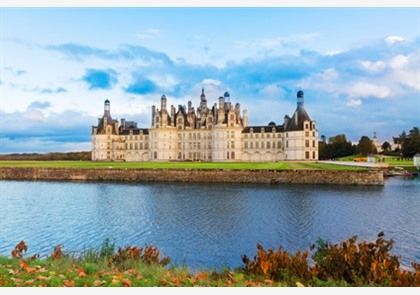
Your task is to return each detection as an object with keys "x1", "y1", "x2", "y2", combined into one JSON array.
[{"x1": 0, "y1": 167, "x2": 384, "y2": 185}]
